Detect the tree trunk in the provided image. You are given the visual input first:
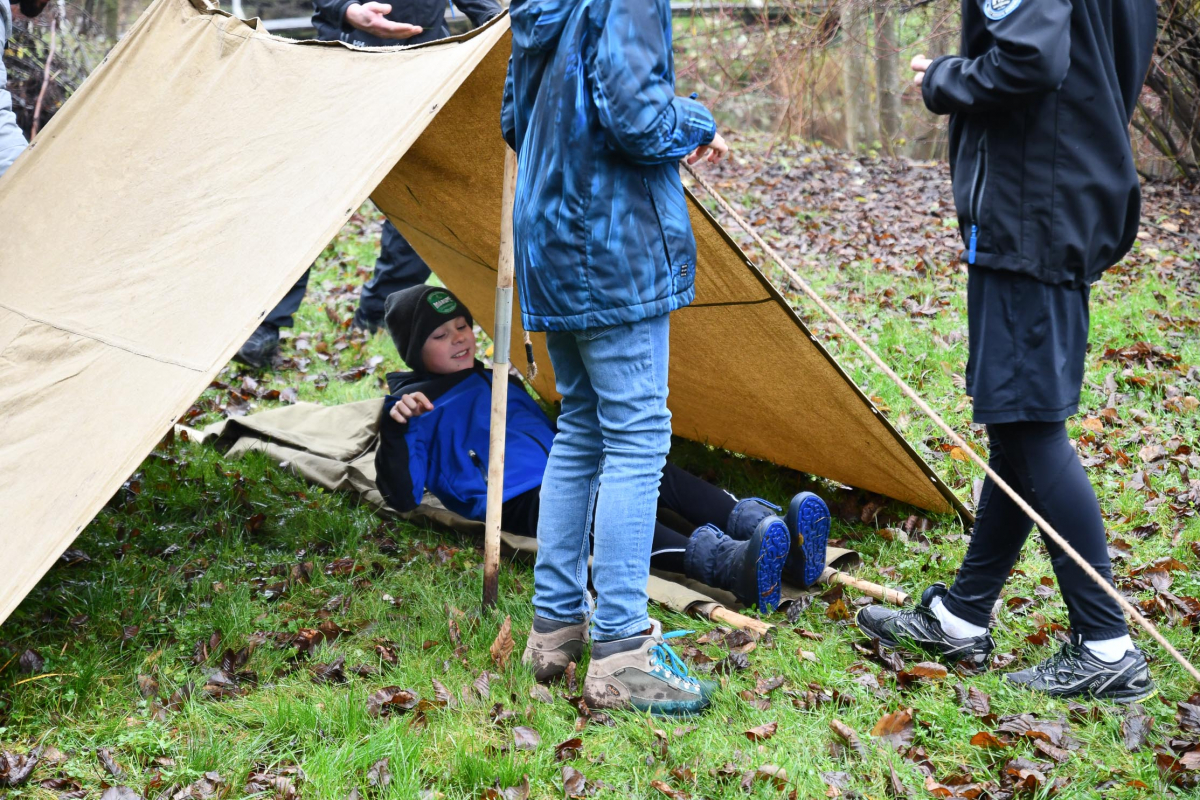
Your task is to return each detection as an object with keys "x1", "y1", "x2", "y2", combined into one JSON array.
[
  {"x1": 841, "y1": 0, "x2": 874, "y2": 150},
  {"x1": 873, "y1": 0, "x2": 901, "y2": 154}
]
